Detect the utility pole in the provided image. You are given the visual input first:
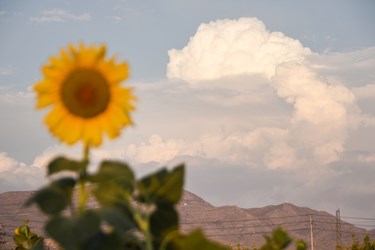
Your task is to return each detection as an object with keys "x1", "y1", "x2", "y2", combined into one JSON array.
[
  {"x1": 310, "y1": 215, "x2": 314, "y2": 250},
  {"x1": 336, "y1": 209, "x2": 342, "y2": 249}
]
